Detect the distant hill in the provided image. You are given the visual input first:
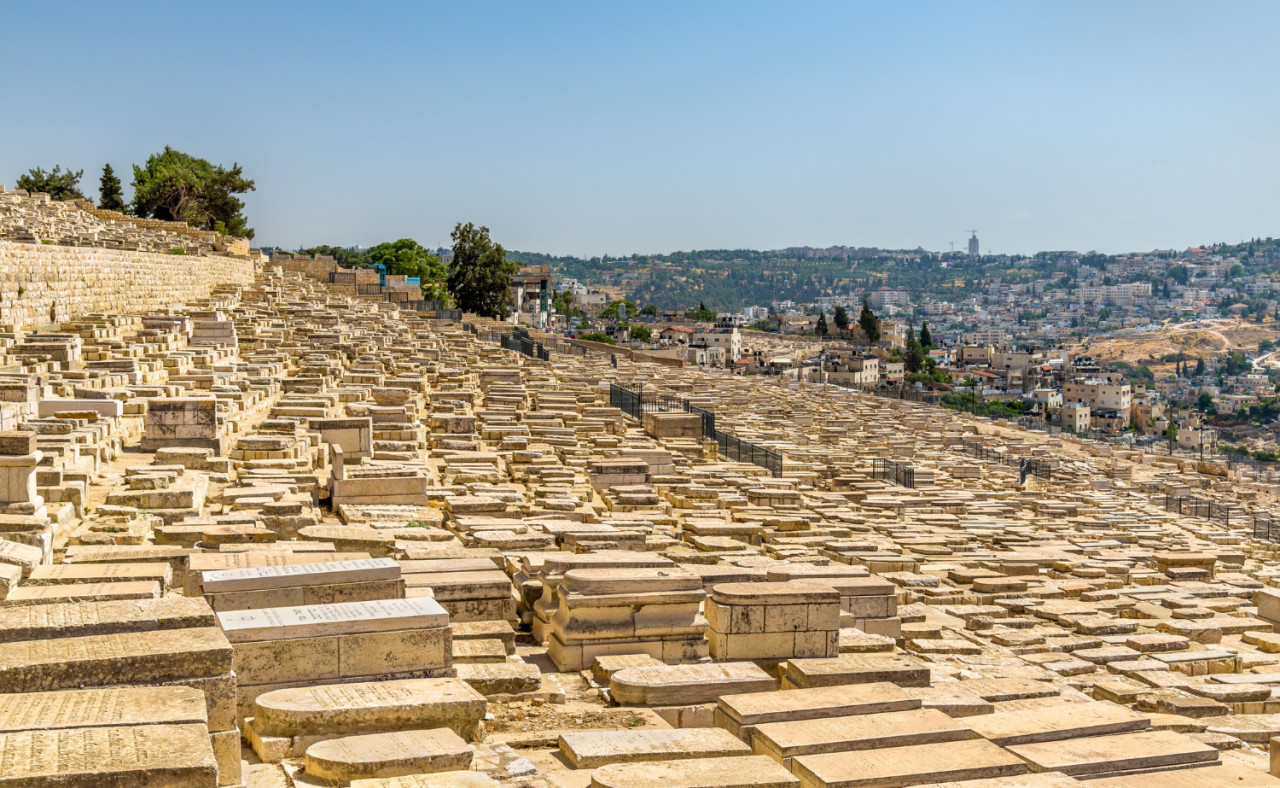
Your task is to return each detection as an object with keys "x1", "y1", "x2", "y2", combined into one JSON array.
[{"x1": 509, "y1": 247, "x2": 1084, "y2": 312}]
